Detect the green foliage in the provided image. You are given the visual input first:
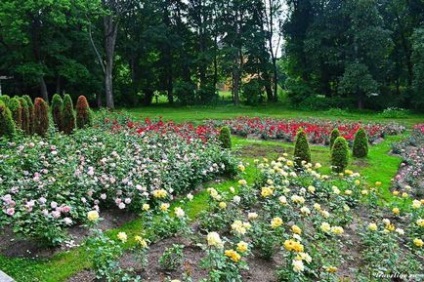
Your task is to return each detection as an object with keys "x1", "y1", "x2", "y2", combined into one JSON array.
[
  {"x1": 62, "y1": 94, "x2": 75, "y2": 134},
  {"x1": 0, "y1": 101, "x2": 16, "y2": 139},
  {"x1": 411, "y1": 28, "x2": 424, "y2": 110},
  {"x1": 51, "y1": 94, "x2": 63, "y2": 132},
  {"x1": 331, "y1": 137, "x2": 349, "y2": 173},
  {"x1": 329, "y1": 128, "x2": 340, "y2": 149},
  {"x1": 8, "y1": 97, "x2": 22, "y2": 129},
  {"x1": 219, "y1": 127, "x2": 232, "y2": 149},
  {"x1": 293, "y1": 129, "x2": 311, "y2": 168},
  {"x1": 0, "y1": 95, "x2": 11, "y2": 107},
  {"x1": 174, "y1": 81, "x2": 196, "y2": 106},
  {"x1": 159, "y1": 244, "x2": 184, "y2": 271},
  {"x1": 352, "y1": 128, "x2": 369, "y2": 158},
  {"x1": 22, "y1": 95, "x2": 34, "y2": 135},
  {"x1": 33, "y1": 98, "x2": 49, "y2": 138},
  {"x1": 19, "y1": 97, "x2": 30, "y2": 134},
  {"x1": 76, "y1": 95, "x2": 91, "y2": 129},
  {"x1": 242, "y1": 79, "x2": 264, "y2": 105},
  {"x1": 378, "y1": 107, "x2": 408, "y2": 118}
]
